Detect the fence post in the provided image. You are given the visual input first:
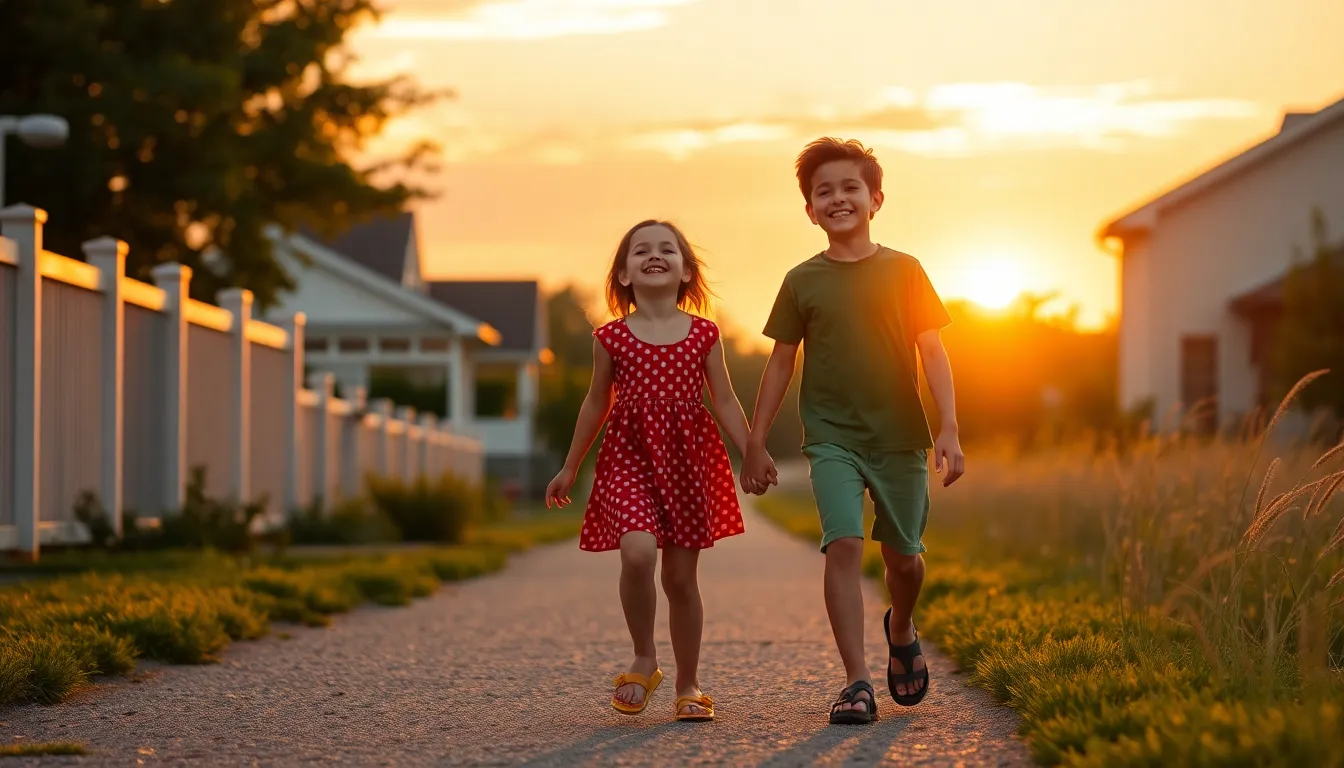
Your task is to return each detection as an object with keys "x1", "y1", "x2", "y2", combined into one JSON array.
[
  {"x1": 279, "y1": 312, "x2": 306, "y2": 517},
  {"x1": 85, "y1": 237, "x2": 128, "y2": 539},
  {"x1": 0, "y1": 205, "x2": 46, "y2": 560},
  {"x1": 307, "y1": 371, "x2": 334, "y2": 511},
  {"x1": 219, "y1": 289, "x2": 253, "y2": 506},
  {"x1": 151, "y1": 264, "x2": 192, "y2": 514},
  {"x1": 418, "y1": 413, "x2": 437, "y2": 480},
  {"x1": 372, "y1": 399, "x2": 394, "y2": 478},
  {"x1": 396, "y1": 406, "x2": 416, "y2": 483},
  {"x1": 344, "y1": 385, "x2": 366, "y2": 499}
]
